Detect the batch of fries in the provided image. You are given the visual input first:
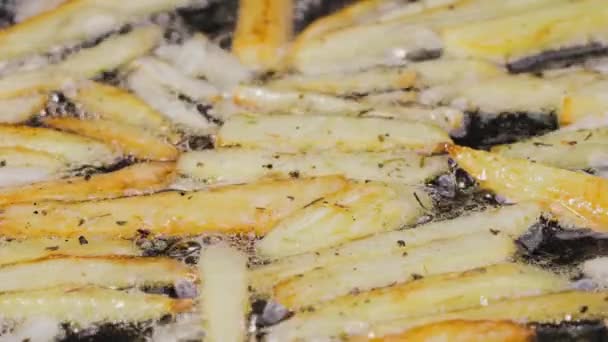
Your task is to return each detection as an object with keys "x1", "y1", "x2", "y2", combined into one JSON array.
[{"x1": 0, "y1": 0, "x2": 608, "y2": 341}]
